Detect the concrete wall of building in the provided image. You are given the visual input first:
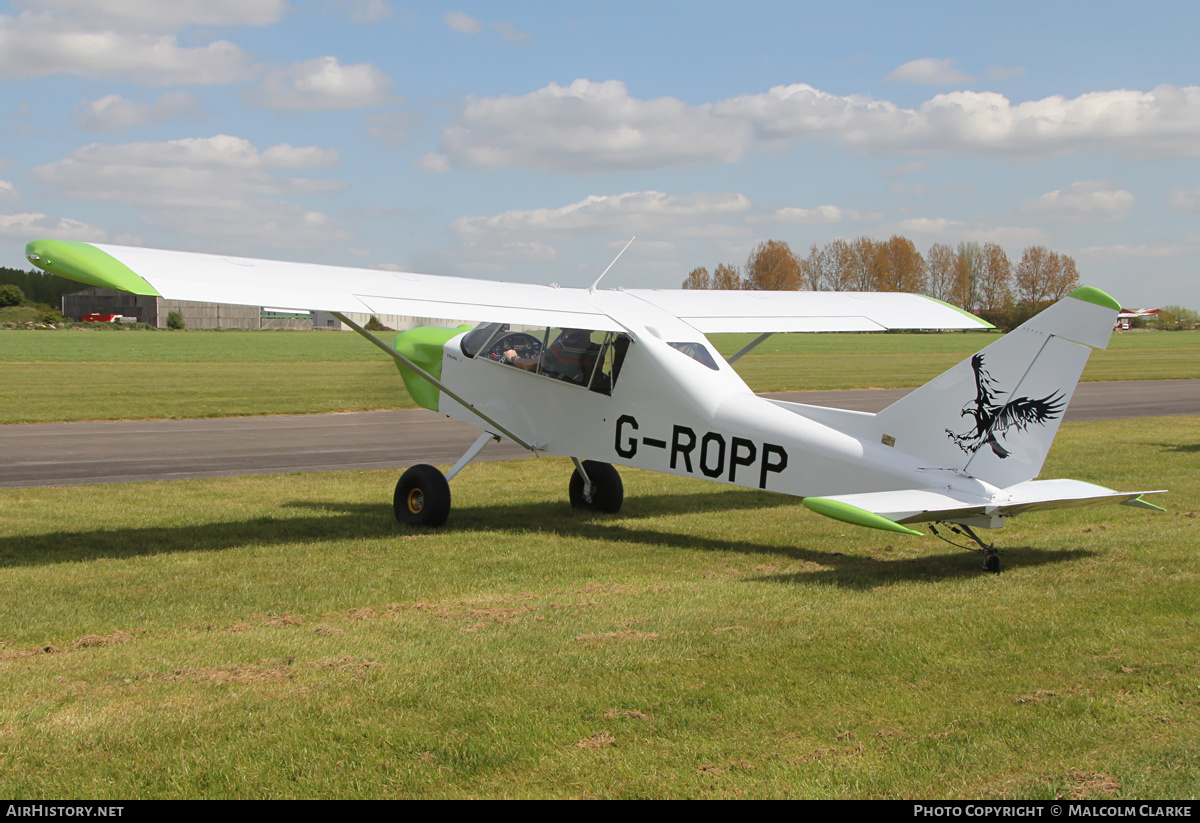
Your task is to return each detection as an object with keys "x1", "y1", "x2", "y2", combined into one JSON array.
[
  {"x1": 63, "y1": 291, "x2": 474, "y2": 332},
  {"x1": 61, "y1": 288, "x2": 160, "y2": 324},
  {"x1": 325, "y1": 312, "x2": 476, "y2": 332},
  {"x1": 260, "y1": 316, "x2": 315, "y2": 330},
  {"x1": 158, "y1": 299, "x2": 261, "y2": 330}
]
